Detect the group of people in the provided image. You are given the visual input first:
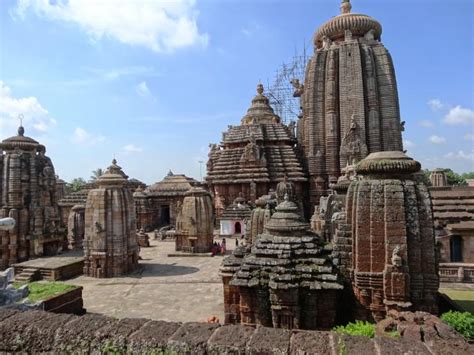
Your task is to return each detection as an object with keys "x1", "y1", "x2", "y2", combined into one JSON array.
[{"x1": 211, "y1": 238, "x2": 227, "y2": 256}]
